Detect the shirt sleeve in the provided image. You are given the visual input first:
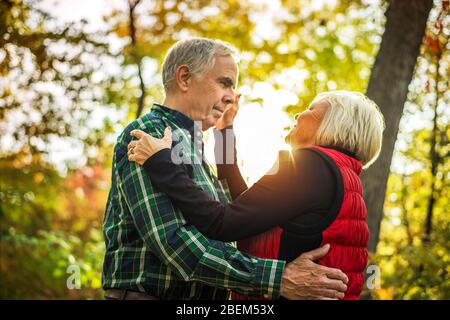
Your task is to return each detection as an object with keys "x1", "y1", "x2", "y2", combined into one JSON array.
[
  {"x1": 143, "y1": 147, "x2": 336, "y2": 242},
  {"x1": 213, "y1": 126, "x2": 248, "y2": 199},
  {"x1": 116, "y1": 126, "x2": 285, "y2": 299}
]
